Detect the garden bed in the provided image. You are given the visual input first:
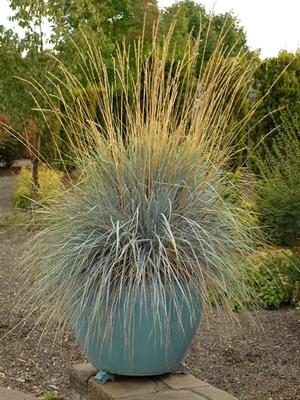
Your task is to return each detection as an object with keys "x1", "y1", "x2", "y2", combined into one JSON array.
[{"x1": 0, "y1": 227, "x2": 299, "y2": 400}]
